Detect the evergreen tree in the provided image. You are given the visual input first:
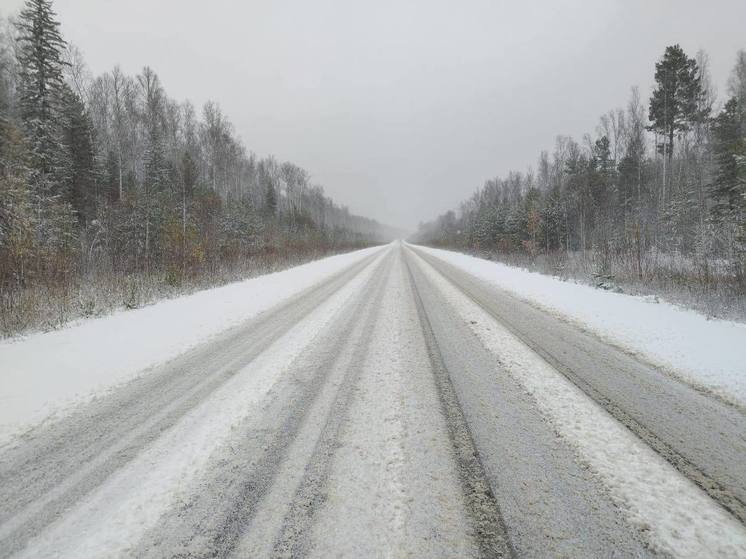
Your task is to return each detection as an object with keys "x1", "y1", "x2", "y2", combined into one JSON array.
[
  {"x1": 16, "y1": 0, "x2": 78, "y2": 259},
  {"x1": 0, "y1": 28, "x2": 12, "y2": 175},
  {"x1": 60, "y1": 84, "x2": 96, "y2": 223},
  {"x1": 592, "y1": 135, "x2": 614, "y2": 210},
  {"x1": 139, "y1": 67, "x2": 167, "y2": 192},
  {"x1": 104, "y1": 150, "x2": 120, "y2": 202},
  {"x1": 263, "y1": 181, "x2": 277, "y2": 217},
  {"x1": 727, "y1": 50, "x2": 746, "y2": 116},
  {"x1": 618, "y1": 89, "x2": 647, "y2": 217},
  {"x1": 16, "y1": 0, "x2": 68, "y2": 188},
  {"x1": 711, "y1": 98, "x2": 746, "y2": 216},
  {"x1": 180, "y1": 150, "x2": 197, "y2": 198},
  {"x1": 648, "y1": 45, "x2": 709, "y2": 195}
]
